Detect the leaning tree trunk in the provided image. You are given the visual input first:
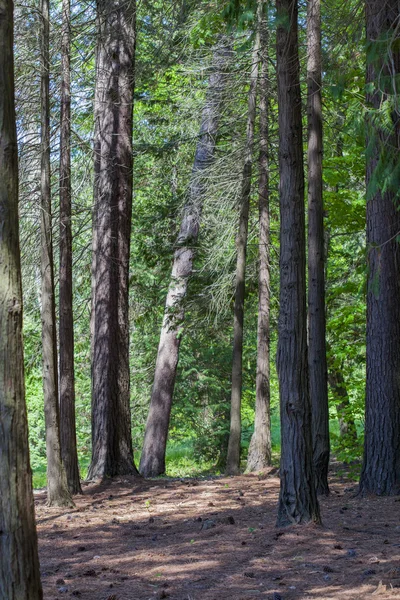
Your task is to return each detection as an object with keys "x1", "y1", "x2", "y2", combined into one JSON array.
[
  {"x1": 225, "y1": 29, "x2": 259, "y2": 476},
  {"x1": 40, "y1": 0, "x2": 73, "y2": 507},
  {"x1": 59, "y1": 0, "x2": 82, "y2": 496},
  {"x1": 139, "y1": 41, "x2": 231, "y2": 478},
  {"x1": 307, "y1": 0, "x2": 330, "y2": 496},
  {"x1": 0, "y1": 2, "x2": 43, "y2": 596},
  {"x1": 88, "y1": 0, "x2": 139, "y2": 480},
  {"x1": 246, "y1": 0, "x2": 272, "y2": 474},
  {"x1": 359, "y1": 0, "x2": 400, "y2": 496},
  {"x1": 276, "y1": 0, "x2": 320, "y2": 526}
]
